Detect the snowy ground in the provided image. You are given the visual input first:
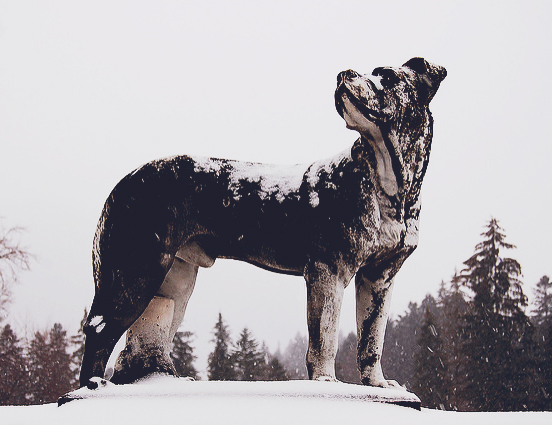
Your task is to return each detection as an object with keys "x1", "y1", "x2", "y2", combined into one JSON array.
[{"x1": 2, "y1": 377, "x2": 551, "y2": 425}]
